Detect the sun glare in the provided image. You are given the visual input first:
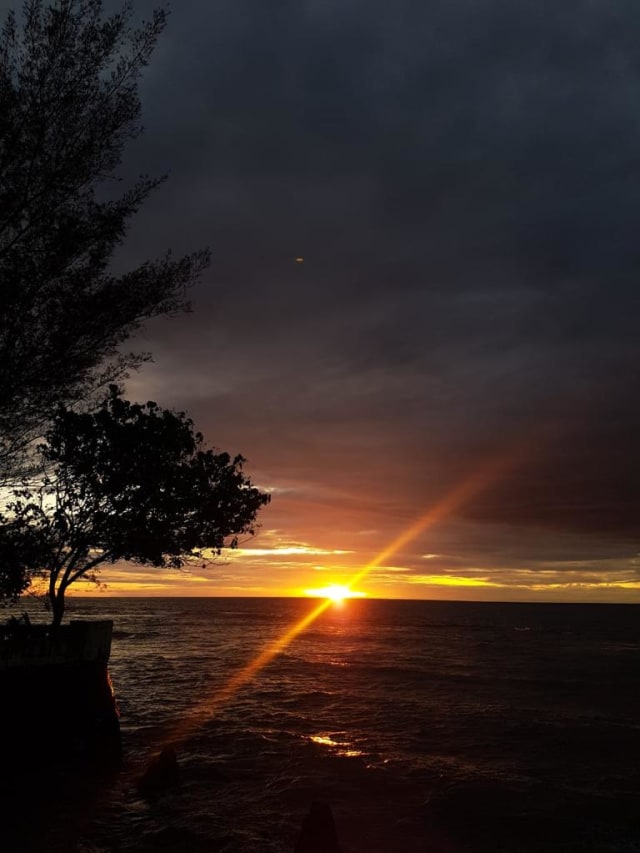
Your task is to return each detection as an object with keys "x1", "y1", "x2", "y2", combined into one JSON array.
[
  {"x1": 147, "y1": 446, "x2": 532, "y2": 772},
  {"x1": 303, "y1": 584, "x2": 366, "y2": 603}
]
